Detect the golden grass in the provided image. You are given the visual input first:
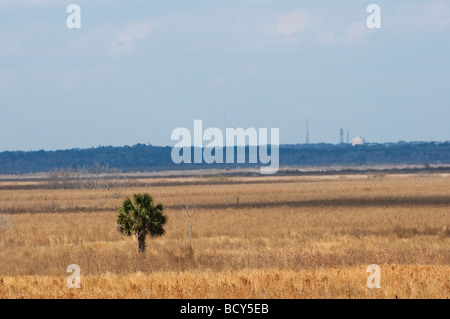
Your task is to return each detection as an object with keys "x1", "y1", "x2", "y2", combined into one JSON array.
[
  {"x1": 1, "y1": 266, "x2": 448, "y2": 299},
  {"x1": 0, "y1": 173, "x2": 449, "y2": 298}
]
